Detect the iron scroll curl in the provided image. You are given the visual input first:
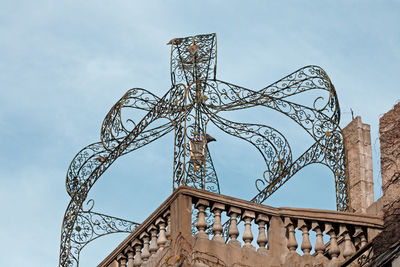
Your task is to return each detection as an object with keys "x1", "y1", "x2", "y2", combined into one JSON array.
[{"x1": 59, "y1": 33, "x2": 349, "y2": 267}]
